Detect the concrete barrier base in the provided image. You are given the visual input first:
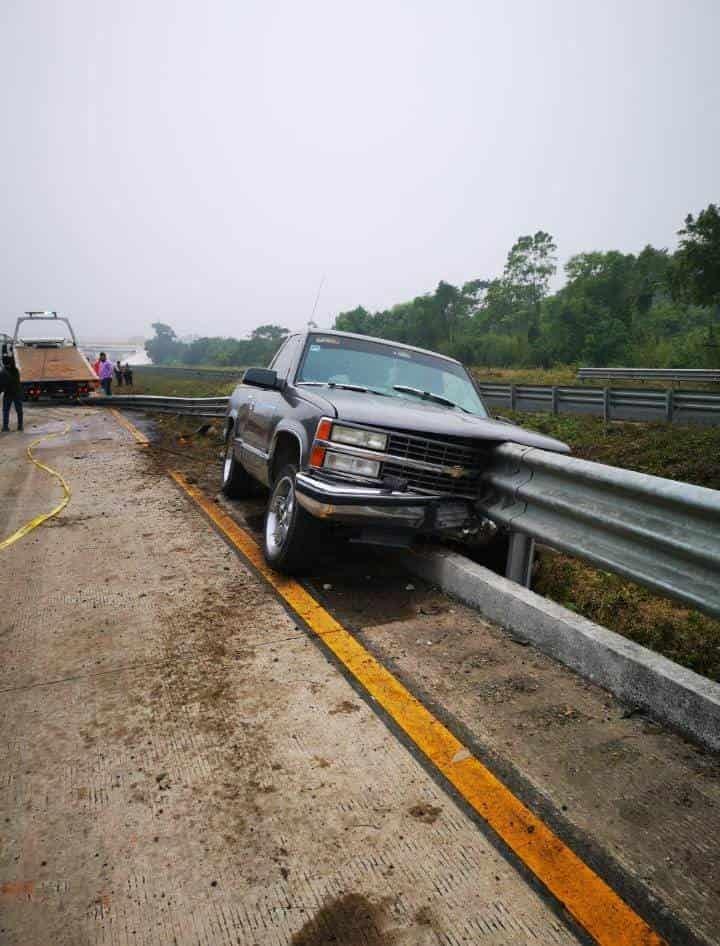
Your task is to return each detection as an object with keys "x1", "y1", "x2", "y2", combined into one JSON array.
[{"x1": 407, "y1": 546, "x2": 720, "y2": 751}]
